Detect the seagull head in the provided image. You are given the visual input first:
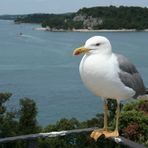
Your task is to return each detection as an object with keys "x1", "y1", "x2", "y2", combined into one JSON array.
[{"x1": 73, "y1": 36, "x2": 112, "y2": 56}]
